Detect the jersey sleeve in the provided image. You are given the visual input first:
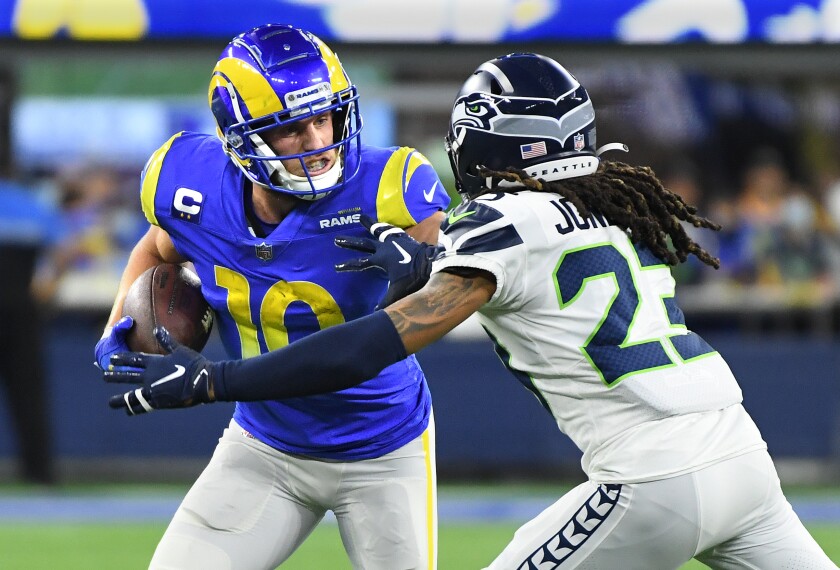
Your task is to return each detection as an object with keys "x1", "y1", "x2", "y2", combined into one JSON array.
[
  {"x1": 374, "y1": 147, "x2": 450, "y2": 229},
  {"x1": 431, "y1": 196, "x2": 526, "y2": 309}
]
